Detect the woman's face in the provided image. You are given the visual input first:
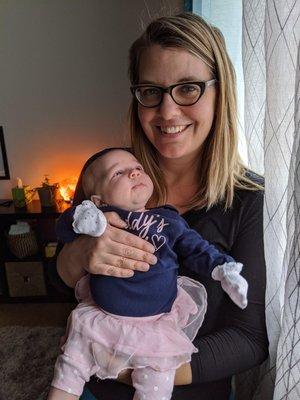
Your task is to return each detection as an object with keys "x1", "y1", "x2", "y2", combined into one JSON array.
[{"x1": 137, "y1": 45, "x2": 217, "y2": 162}]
